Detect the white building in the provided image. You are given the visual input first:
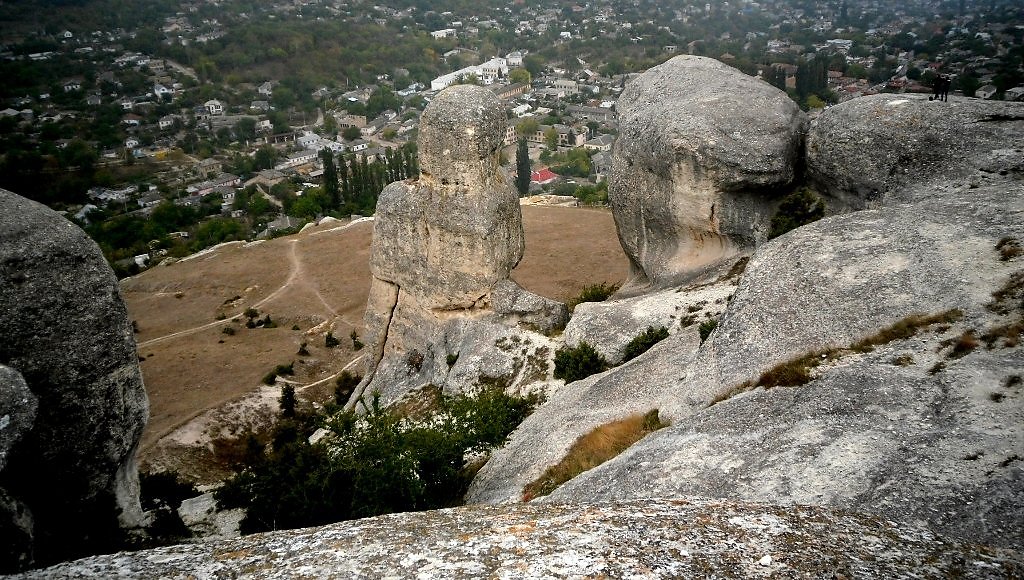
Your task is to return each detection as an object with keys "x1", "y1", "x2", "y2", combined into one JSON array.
[{"x1": 430, "y1": 57, "x2": 509, "y2": 91}]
